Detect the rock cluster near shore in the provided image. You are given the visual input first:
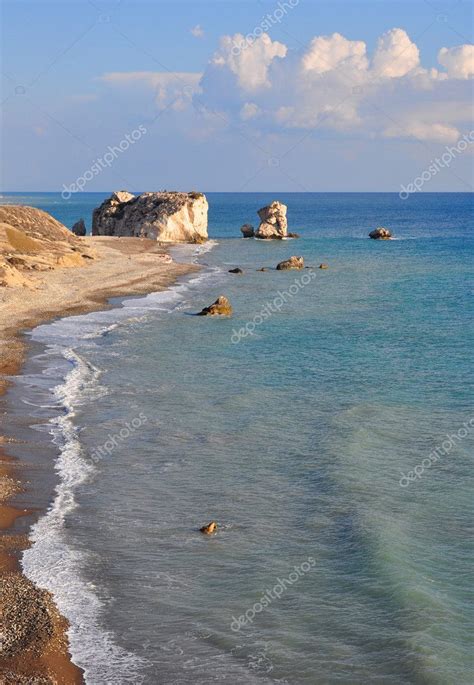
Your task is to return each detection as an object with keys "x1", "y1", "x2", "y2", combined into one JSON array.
[
  {"x1": 92, "y1": 190, "x2": 209, "y2": 243},
  {"x1": 276, "y1": 256, "x2": 304, "y2": 270},
  {"x1": 198, "y1": 295, "x2": 233, "y2": 316},
  {"x1": 0, "y1": 206, "x2": 95, "y2": 288}
]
